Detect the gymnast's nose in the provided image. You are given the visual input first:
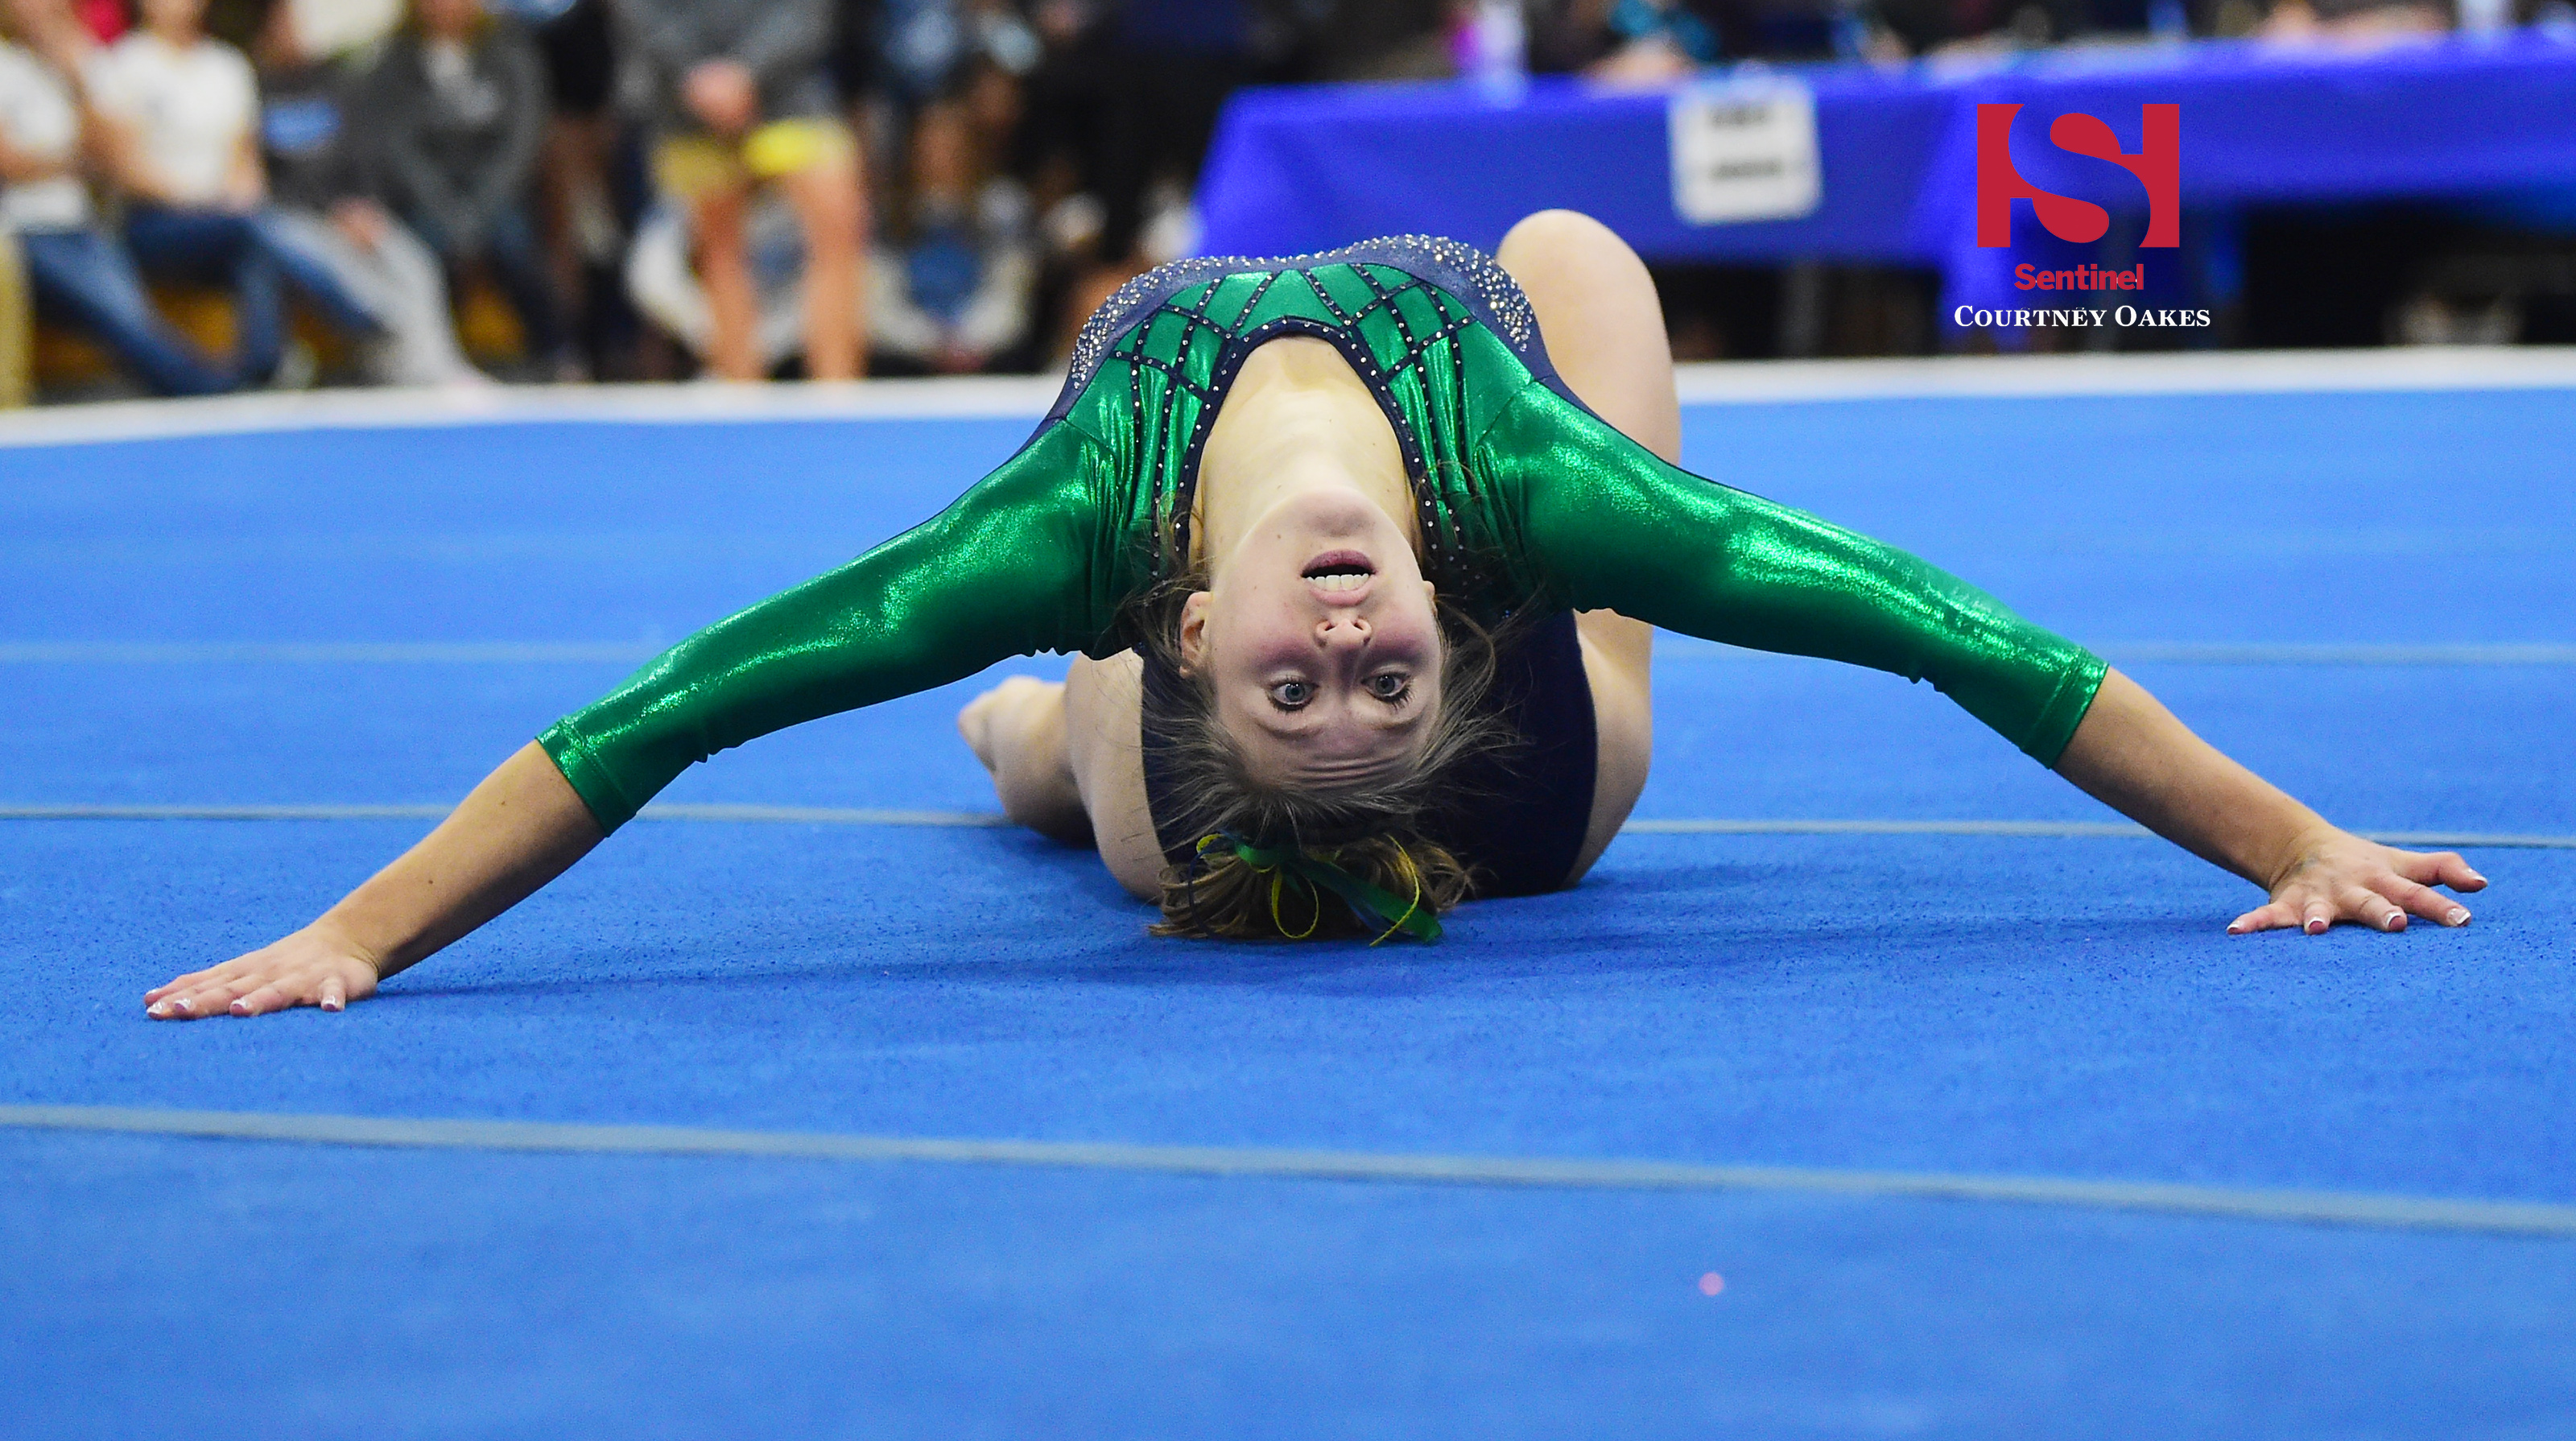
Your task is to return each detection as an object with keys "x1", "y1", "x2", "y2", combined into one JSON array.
[{"x1": 1315, "y1": 613, "x2": 1370, "y2": 648}]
